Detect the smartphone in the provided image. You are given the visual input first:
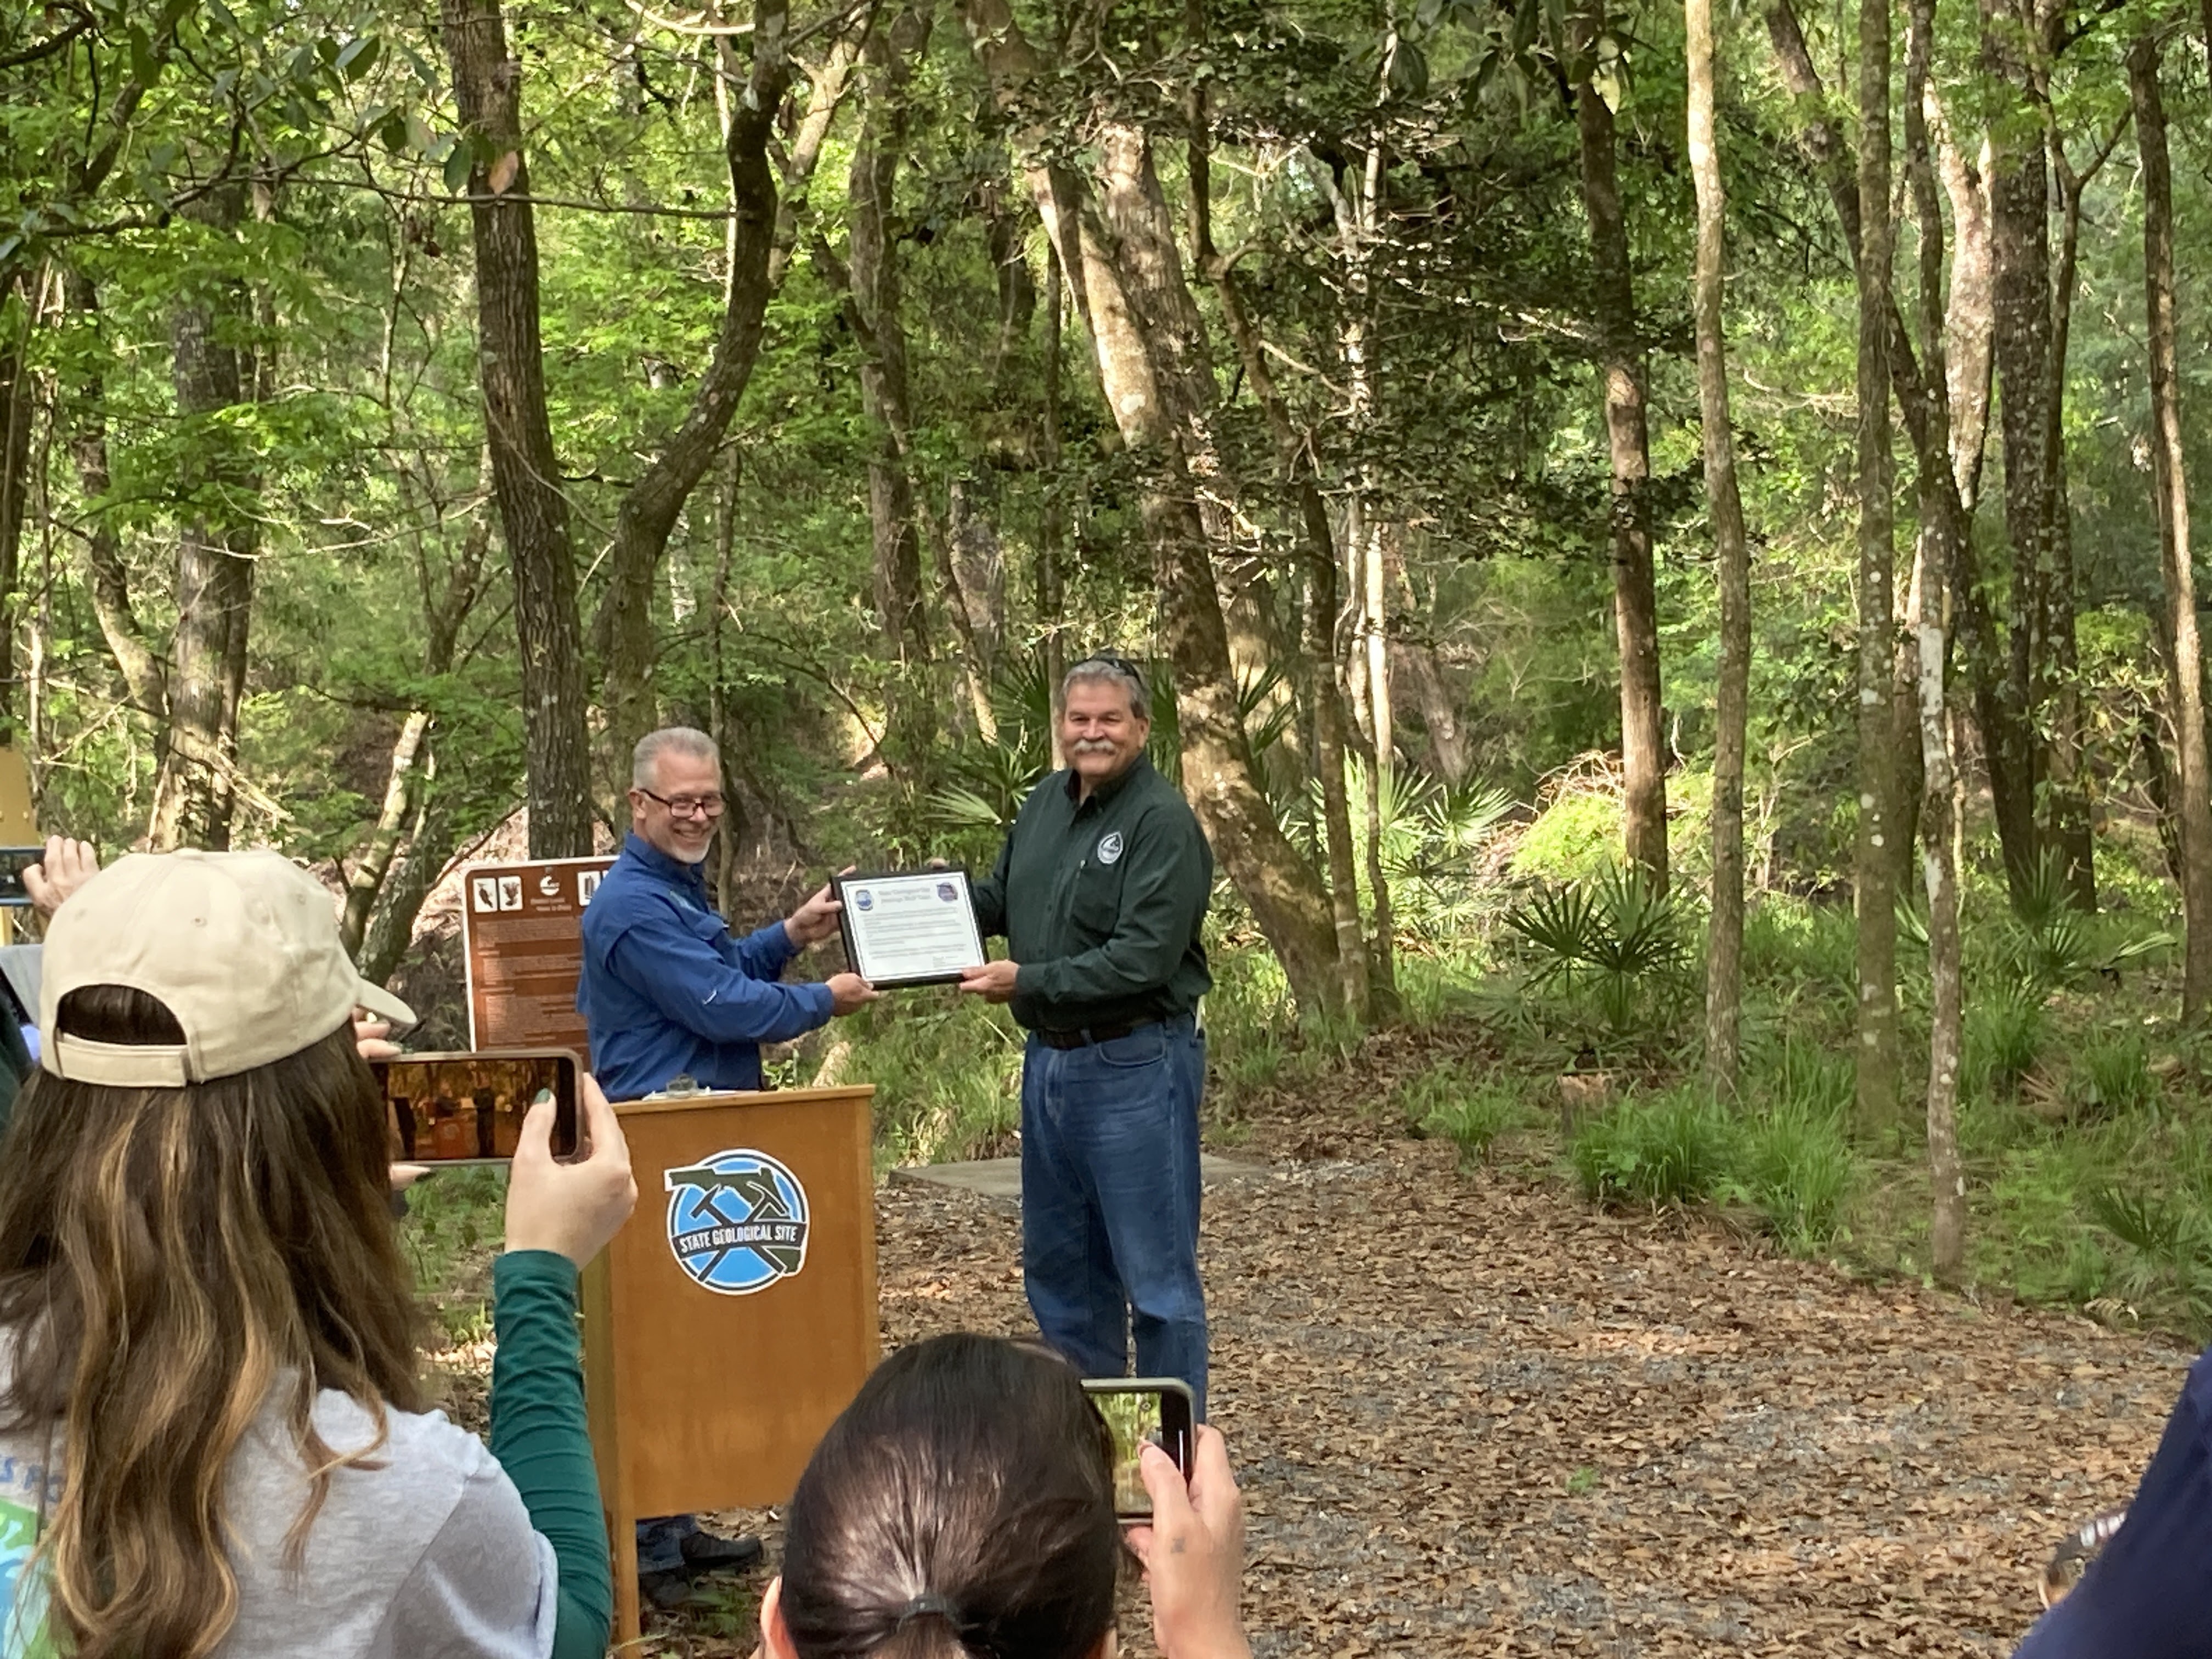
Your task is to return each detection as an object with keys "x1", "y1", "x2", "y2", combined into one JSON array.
[
  {"x1": 0, "y1": 847, "x2": 44, "y2": 907},
  {"x1": 371, "y1": 1048, "x2": 580, "y2": 1164},
  {"x1": 1083, "y1": 1378, "x2": 1195, "y2": 1522}
]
